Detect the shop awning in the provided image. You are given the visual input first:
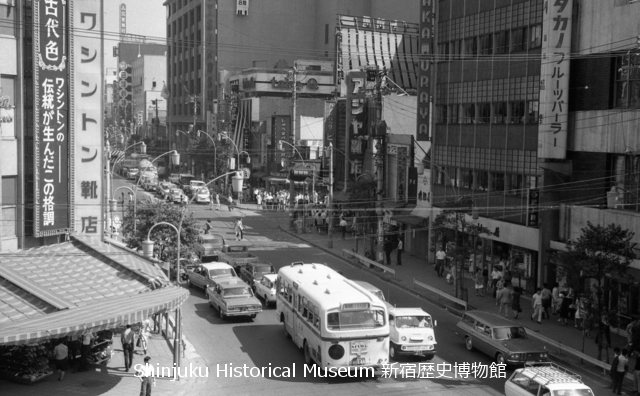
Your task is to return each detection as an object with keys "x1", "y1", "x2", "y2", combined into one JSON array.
[
  {"x1": 0, "y1": 286, "x2": 188, "y2": 345},
  {"x1": 391, "y1": 214, "x2": 428, "y2": 226}
]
